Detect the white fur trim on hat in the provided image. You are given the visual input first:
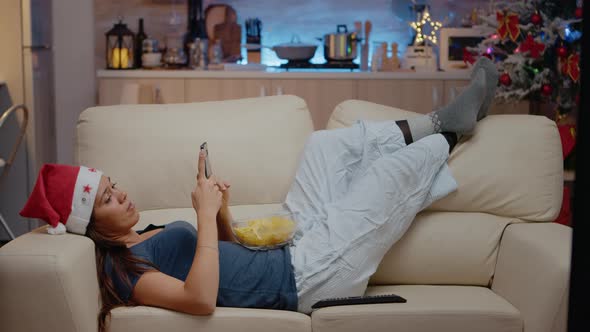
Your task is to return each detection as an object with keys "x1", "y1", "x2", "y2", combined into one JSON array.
[
  {"x1": 63, "y1": 166, "x2": 103, "y2": 235},
  {"x1": 47, "y1": 222, "x2": 67, "y2": 235}
]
